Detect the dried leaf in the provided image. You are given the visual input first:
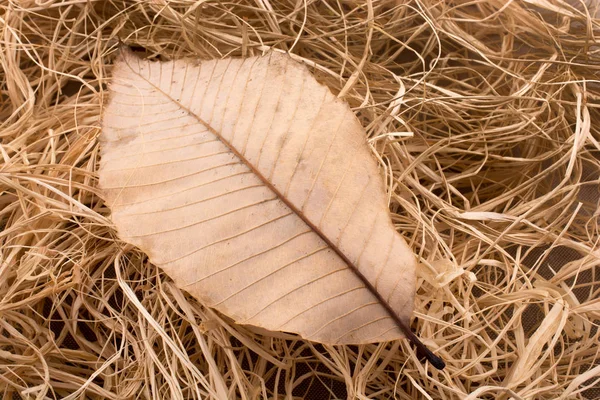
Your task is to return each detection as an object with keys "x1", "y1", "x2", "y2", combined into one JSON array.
[{"x1": 99, "y1": 51, "x2": 421, "y2": 347}]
